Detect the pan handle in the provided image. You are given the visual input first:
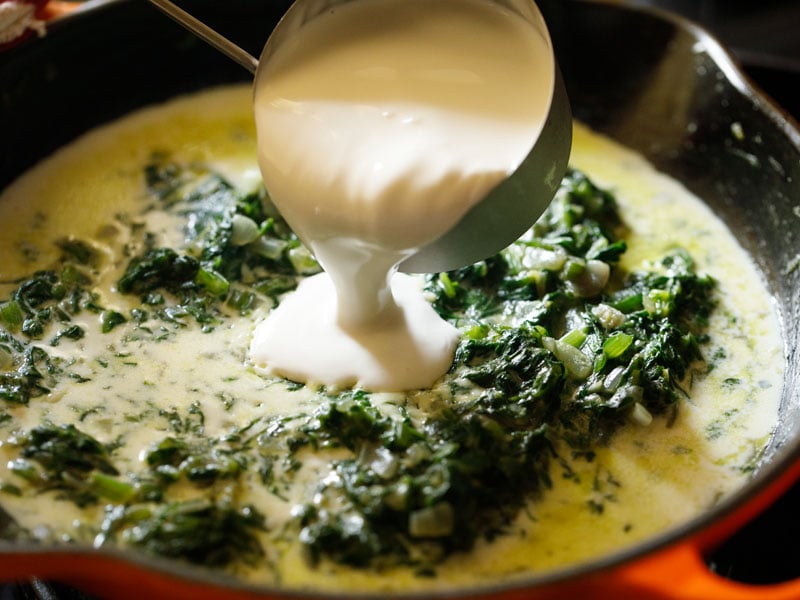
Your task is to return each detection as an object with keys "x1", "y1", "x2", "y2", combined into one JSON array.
[
  {"x1": 605, "y1": 543, "x2": 800, "y2": 600},
  {"x1": 605, "y1": 460, "x2": 800, "y2": 600}
]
